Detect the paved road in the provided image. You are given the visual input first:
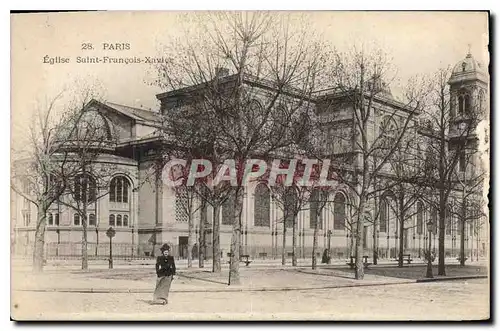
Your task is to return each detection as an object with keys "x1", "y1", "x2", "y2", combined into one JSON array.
[{"x1": 12, "y1": 279, "x2": 489, "y2": 321}]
